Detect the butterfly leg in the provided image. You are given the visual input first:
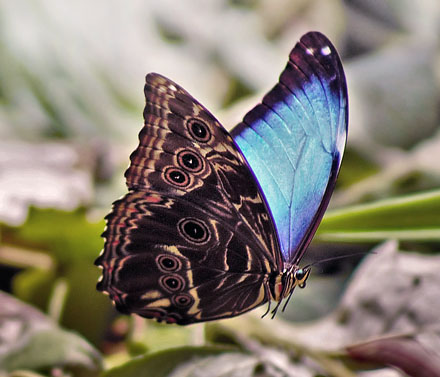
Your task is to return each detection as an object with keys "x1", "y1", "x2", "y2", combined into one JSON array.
[{"x1": 261, "y1": 281, "x2": 272, "y2": 318}]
